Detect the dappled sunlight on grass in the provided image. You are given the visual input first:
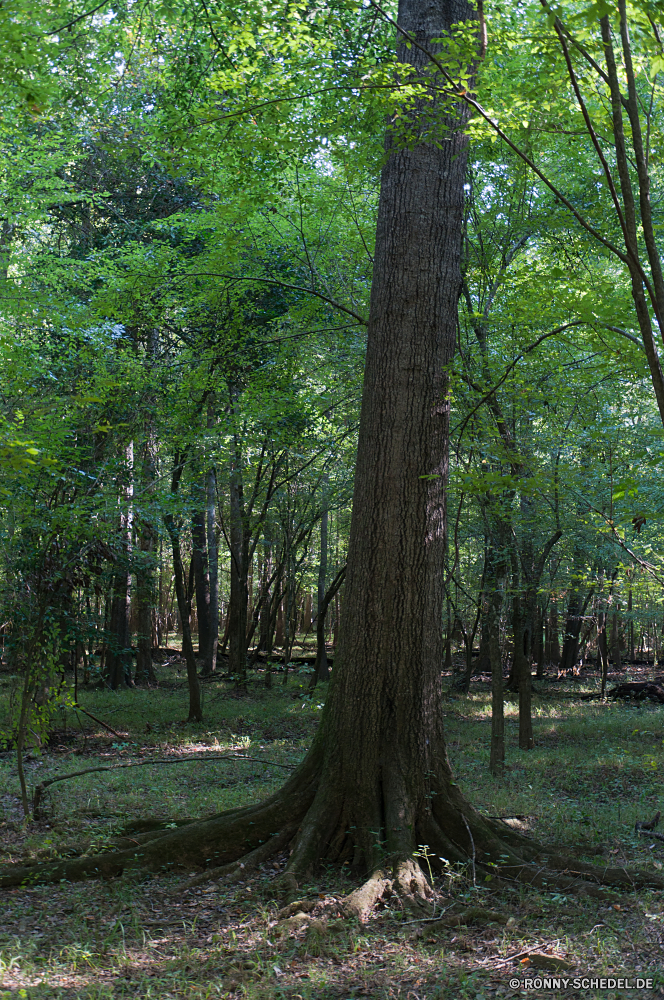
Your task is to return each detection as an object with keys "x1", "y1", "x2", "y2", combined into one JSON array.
[
  {"x1": 445, "y1": 678, "x2": 664, "y2": 859},
  {"x1": 0, "y1": 664, "x2": 663, "y2": 997}
]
